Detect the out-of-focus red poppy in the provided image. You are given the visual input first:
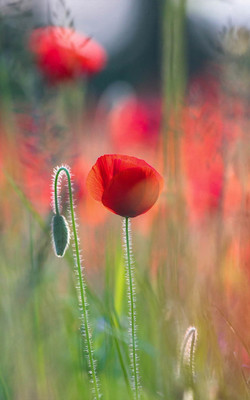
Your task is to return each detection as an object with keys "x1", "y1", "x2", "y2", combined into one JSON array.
[
  {"x1": 182, "y1": 105, "x2": 224, "y2": 154},
  {"x1": 29, "y1": 26, "x2": 107, "y2": 84},
  {"x1": 182, "y1": 105, "x2": 225, "y2": 222},
  {"x1": 185, "y1": 154, "x2": 224, "y2": 221},
  {"x1": 86, "y1": 154, "x2": 164, "y2": 218},
  {"x1": 108, "y1": 97, "x2": 161, "y2": 156}
]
